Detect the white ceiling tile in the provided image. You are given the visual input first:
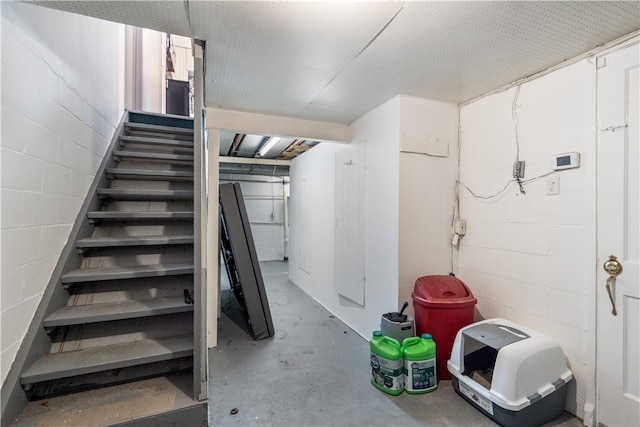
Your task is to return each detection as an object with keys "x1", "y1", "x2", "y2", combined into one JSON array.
[
  {"x1": 25, "y1": 0, "x2": 640, "y2": 126},
  {"x1": 189, "y1": 1, "x2": 403, "y2": 117},
  {"x1": 30, "y1": 1, "x2": 192, "y2": 36},
  {"x1": 219, "y1": 130, "x2": 235, "y2": 155},
  {"x1": 236, "y1": 134, "x2": 265, "y2": 157},
  {"x1": 305, "y1": 1, "x2": 640, "y2": 123}
]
